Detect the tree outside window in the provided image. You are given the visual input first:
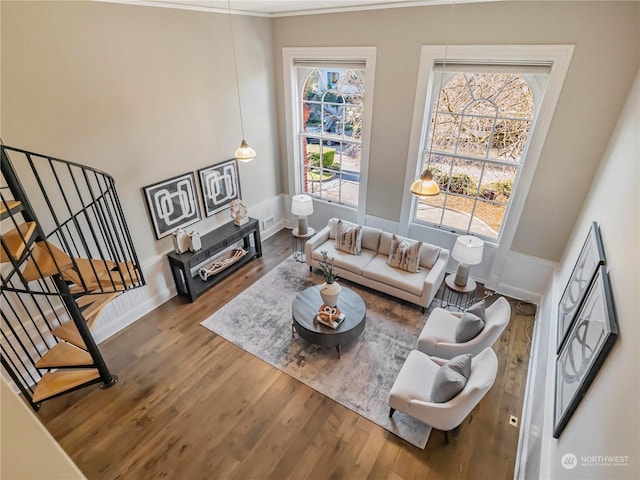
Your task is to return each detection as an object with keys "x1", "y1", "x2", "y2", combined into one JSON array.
[{"x1": 415, "y1": 71, "x2": 538, "y2": 239}]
